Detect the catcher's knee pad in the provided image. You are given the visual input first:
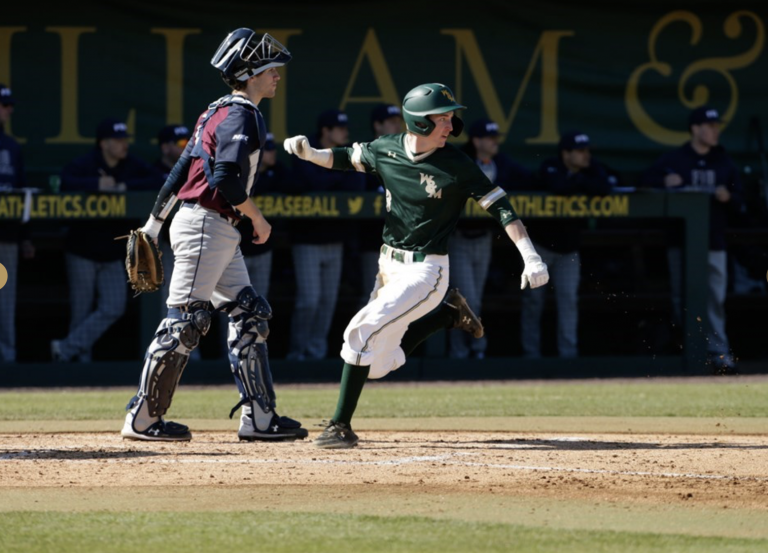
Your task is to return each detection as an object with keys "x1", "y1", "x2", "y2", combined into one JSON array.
[
  {"x1": 223, "y1": 287, "x2": 276, "y2": 420},
  {"x1": 128, "y1": 301, "x2": 212, "y2": 418}
]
